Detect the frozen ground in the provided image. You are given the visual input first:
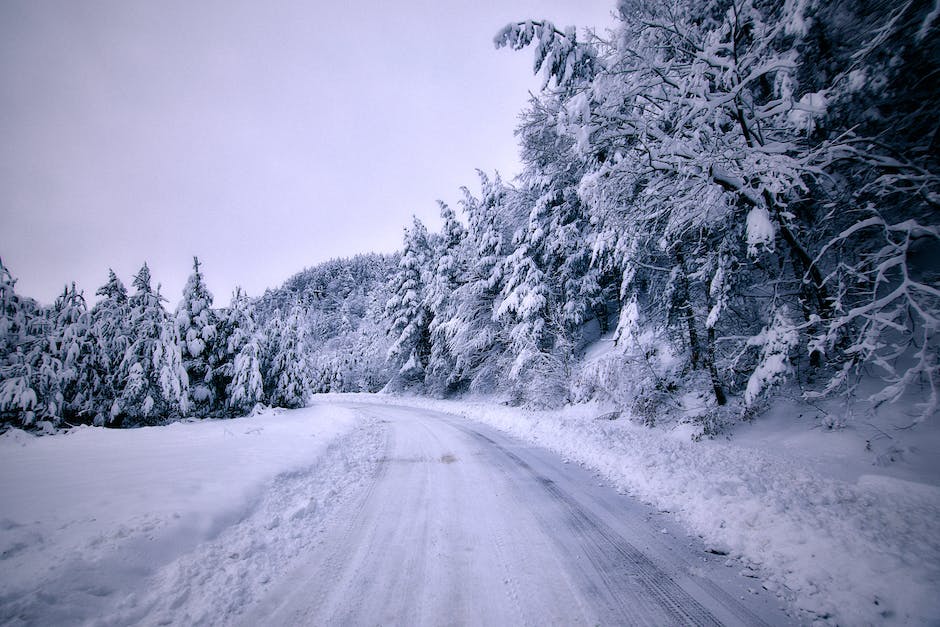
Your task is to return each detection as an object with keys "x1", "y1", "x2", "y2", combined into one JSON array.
[
  {"x1": 345, "y1": 394, "x2": 940, "y2": 626},
  {"x1": 1, "y1": 398, "x2": 792, "y2": 626},
  {"x1": 1, "y1": 395, "x2": 937, "y2": 625},
  {"x1": 0, "y1": 405, "x2": 384, "y2": 625},
  {"x1": 242, "y1": 400, "x2": 791, "y2": 626}
]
